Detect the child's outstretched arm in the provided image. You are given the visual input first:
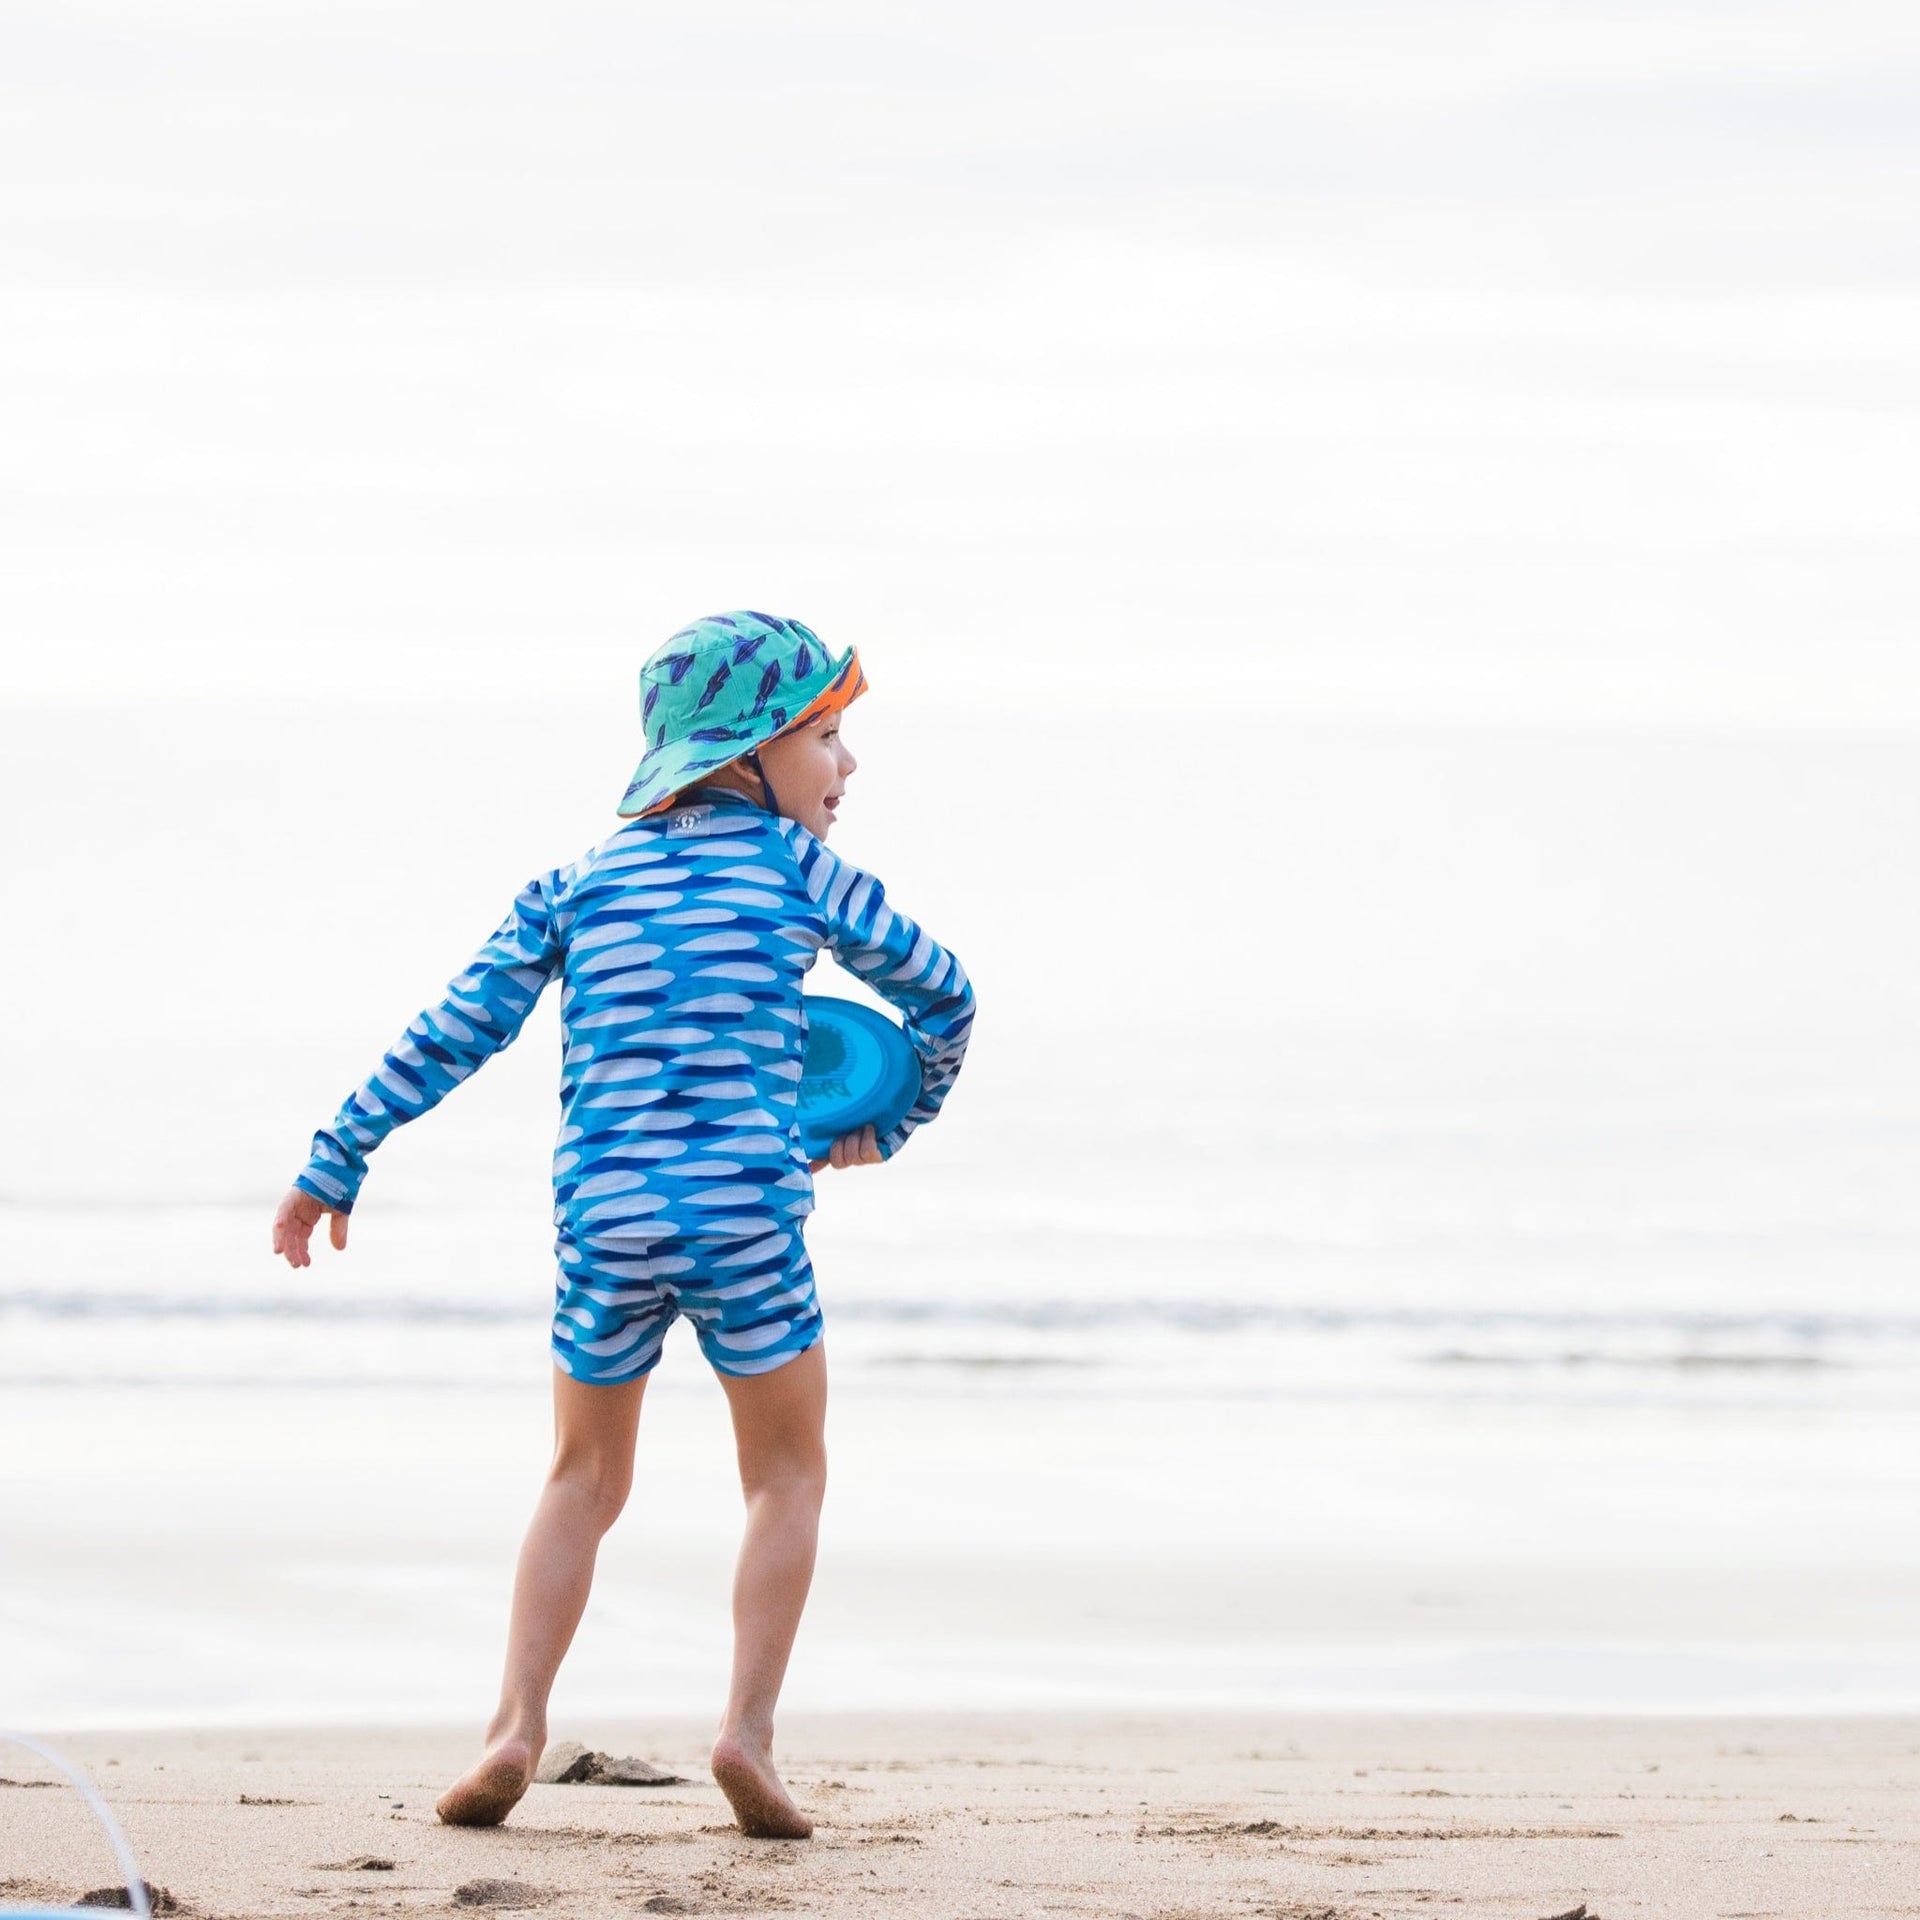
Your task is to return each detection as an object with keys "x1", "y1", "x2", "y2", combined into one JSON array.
[
  {"x1": 778, "y1": 823, "x2": 975, "y2": 1161},
  {"x1": 271, "y1": 872, "x2": 565, "y2": 1265}
]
